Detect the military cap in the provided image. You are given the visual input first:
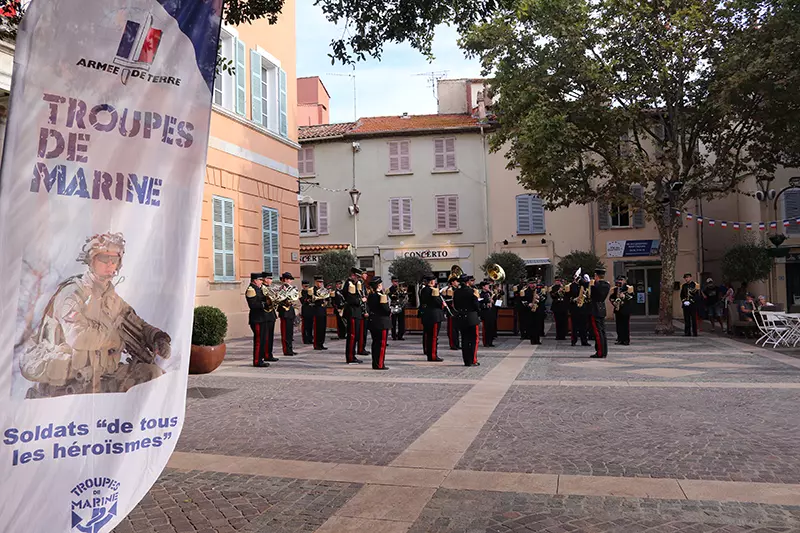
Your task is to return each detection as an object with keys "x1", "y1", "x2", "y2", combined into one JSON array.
[
  {"x1": 479, "y1": 281, "x2": 490, "y2": 288},
  {"x1": 250, "y1": 272, "x2": 263, "y2": 281},
  {"x1": 262, "y1": 271, "x2": 273, "y2": 279},
  {"x1": 594, "y1": 268, "x2": 606, "y2": 276},
  {"x1": 351, "y1": 267, "x2": 364, "y2": 275},
  {"x1": 617, "y1": 275, "x2": 627, "y2": 281},
  {"x1": 458, "y1": 274, "x2": 470, "y2": 283},
  {"x1": 370, "y1": 276, "x2": 383, "y2": 287},
  {"x1": 423, "y1": 274, "x2": 436, "y2": 282},
  {"x1": 281, "y1": 272, "x2": 294, "y2": 280},
  {"x1": 314, "y1": 275, "x2": 324, "y2": 281},
  {"x1": 301, "y1": 280, "x2": 310, "y2": 286},
  {"x1": 391, "y1": 276, "x2": 398, "y2": 281},
  {"x1": 683, "y1": 273, "x2": 693, "y2": 278}
]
